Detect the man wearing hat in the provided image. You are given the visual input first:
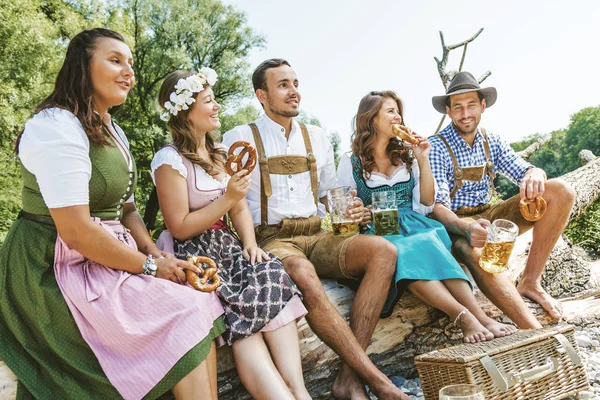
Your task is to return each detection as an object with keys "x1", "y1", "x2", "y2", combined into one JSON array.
[{"x1": 428, "y1": 71, "x2": 575, "y2": 326}]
